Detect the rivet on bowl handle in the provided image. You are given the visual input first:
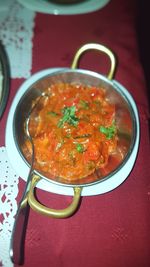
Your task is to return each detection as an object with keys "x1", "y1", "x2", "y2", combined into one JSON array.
[{"x1": 71, "y1": 43, "x2": 116, "y2": 80}]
